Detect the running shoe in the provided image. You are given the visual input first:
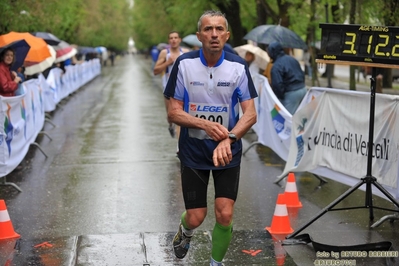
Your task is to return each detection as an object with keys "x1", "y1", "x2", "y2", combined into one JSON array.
[{"x1": 172, "y1": 223, "x2": 192, "y2": 259}]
